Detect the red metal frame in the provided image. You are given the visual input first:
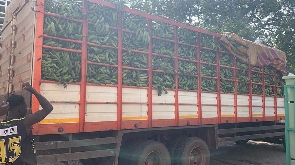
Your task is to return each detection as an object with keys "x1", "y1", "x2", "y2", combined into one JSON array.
[
  {"x1": 233, "y1": 53, "x2": 238, "y2": 123},
  {"x1": 147, "y1": 19, "x2": 153, "y2": 128},
  {"x1": 32, "y1": 0, "x2": 45, "y2": 134},
  {"x1": 215, "y1": 37, "x2": 221, "y2": 123},
  {"x1": 262, "y1": 68, "x2": 266, "y2": 121},
  {"x1": 31, "y1": 0, "x2": 285, "y2": 135},
  {"x1": 79, "y1": 0, "x2": 88, "y2": 132},
  {"x1": 274, "y1": 71, "x2": 278, "y2": 120},
  {"x1": 117, "y1": 8, "x2": 123, "y2": 130},
  {"x1": 174, "y1": 26, "x2": 179, "y2": 126},
  {"x1": 248, "y1": 64, "x2": 253, "y2": 121},
  {"x1": 196, "y1": 33, "x2": 202, "y2": 124},
  {"x1": 44, "y1": 12, "x2": 83, "y2": 23}
]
